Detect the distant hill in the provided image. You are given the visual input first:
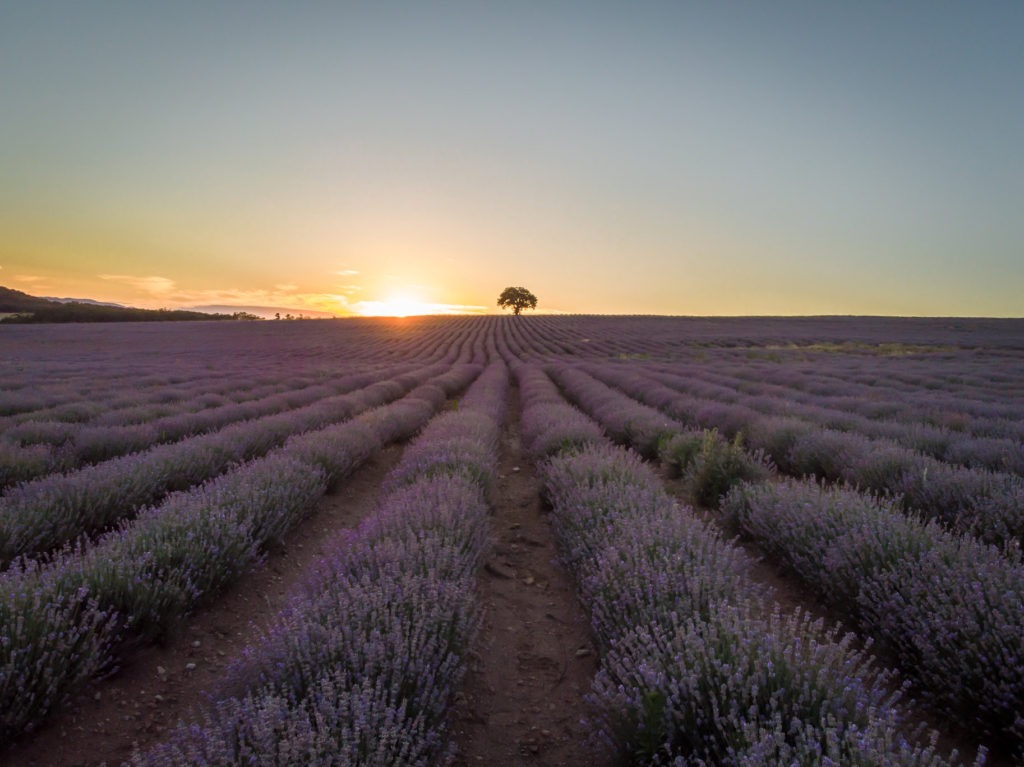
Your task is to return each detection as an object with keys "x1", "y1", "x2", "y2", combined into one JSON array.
[
  {"x1": 40, "y1": 295, "x2": 126, "y2": 308},
  {"x1": 0, "y1": 286, "x2": 252, "y2": 323}
]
